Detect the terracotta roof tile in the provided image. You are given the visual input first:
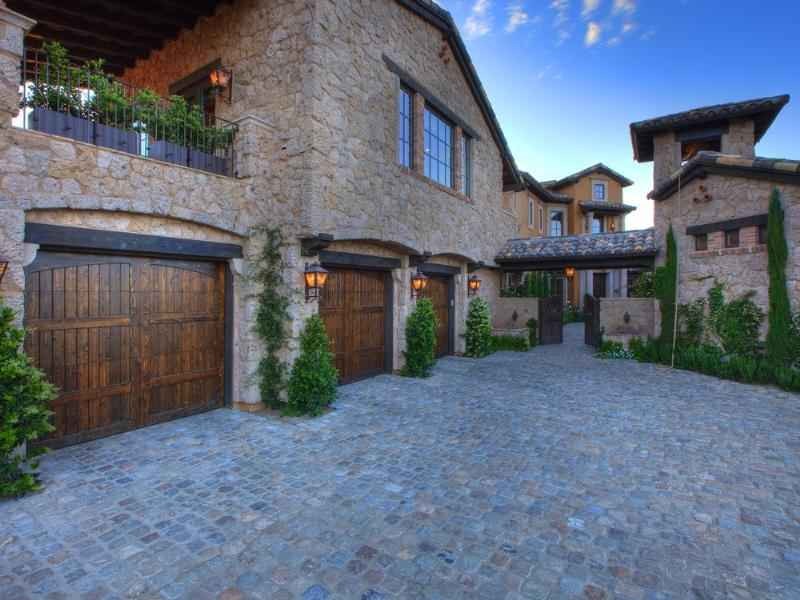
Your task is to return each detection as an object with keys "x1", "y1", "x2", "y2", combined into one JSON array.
[{"x1": 497, "y1": 229, "x2": 657, "y2": 261}]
